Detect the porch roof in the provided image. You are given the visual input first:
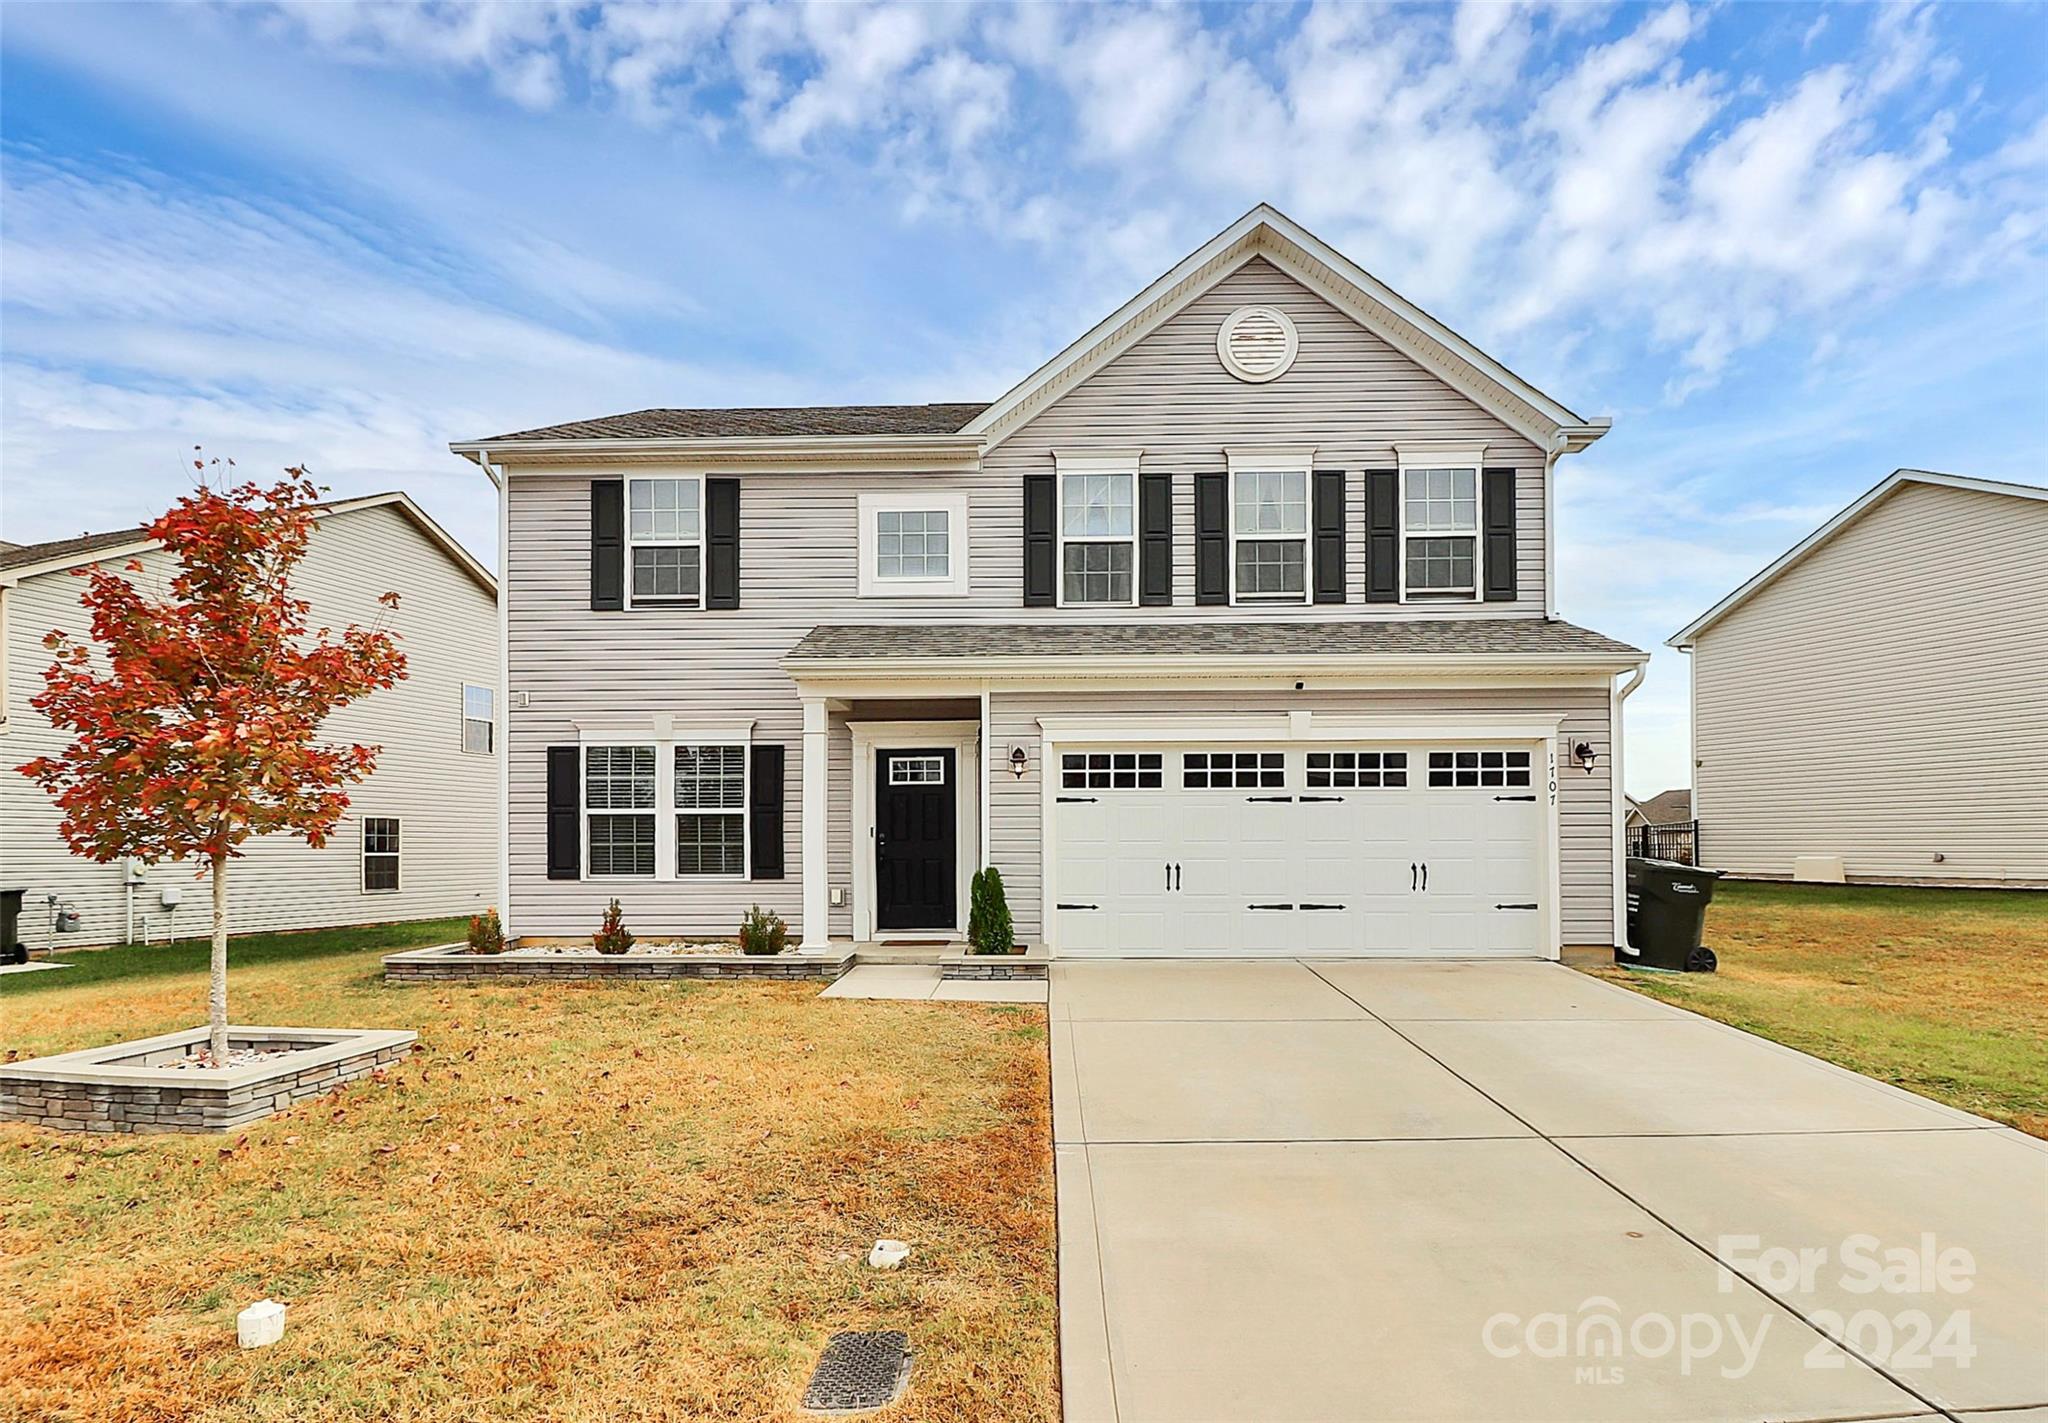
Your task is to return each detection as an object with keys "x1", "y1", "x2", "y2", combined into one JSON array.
[{"x1": 785, "y1": 618, "x2": 1641, "y2": 666}]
